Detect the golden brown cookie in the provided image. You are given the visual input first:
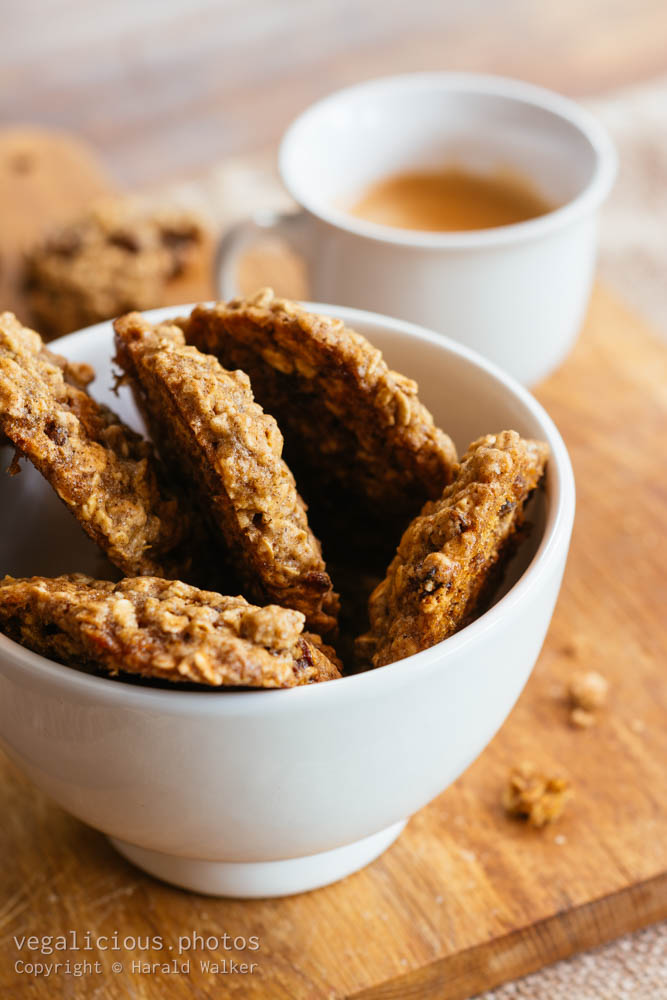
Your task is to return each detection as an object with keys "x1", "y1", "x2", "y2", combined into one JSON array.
[
  {"x1": 114, "y1": 311, "x2": 338, "y2": 635},
  {"x1": 24, "y1": 197, "x2": 208, "y2": 339},
  {"x1": 0, "y1": 127, "x2": 112, "y2": 319},
  {"x1": 179, "y1": 289, "x2": 458, "y2": 524},
  {"x1": 0, "y1": 575, "x2": 341, "y2": 687},
  {"x1": 357, "y1": 430, "x2": 549, "y2": 667},
  {"x1": 0, "y1": 312, "x2": 187, "y2": 577}
]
